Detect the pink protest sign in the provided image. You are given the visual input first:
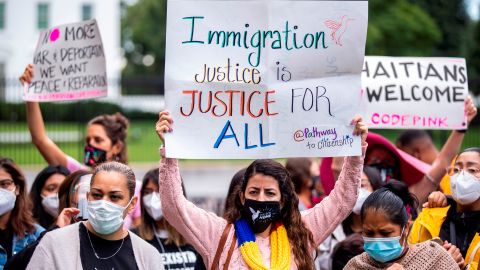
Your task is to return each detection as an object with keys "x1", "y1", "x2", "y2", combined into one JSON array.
[
  {"x1": 24, "y1": 19, "x2": 107, "y2": 102},
  {"x1": 362, "y1": 56, "x2": 468, "y2": 130}
]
